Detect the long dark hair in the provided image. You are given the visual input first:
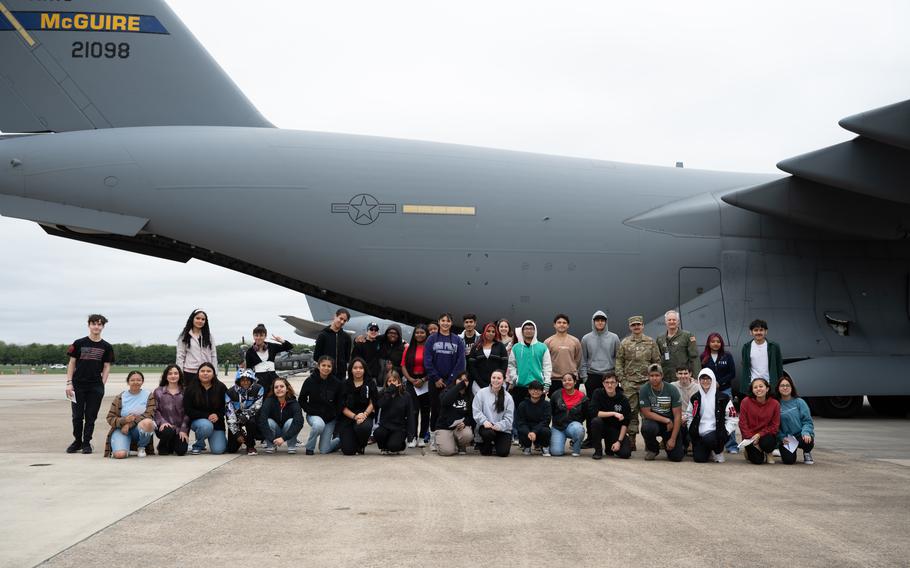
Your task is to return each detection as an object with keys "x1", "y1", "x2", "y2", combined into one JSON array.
[
  {"x1": 491, "y1": 370, "x2": 505, "y2": 413},
  {"x1": 701, "y1": 332, "x2": 726, "y2": 364},
  {"x1": 187, "y1": 362, "x2": 225, "y2": 407},
  {"x1": 775, "y1": 373, "x2": 799, "y2": 399},
  {"x1": 404, "y1": 324, "x2": 428, "y2": 375},
  {"x1": 159, "y1": 364, "x2": 184, "y2": 388},
  {"x1": 316, "y1": 355, "x2": 335, "y2": 378},
  {"x1": 180, "y1": 309, "x2": 213, "y2": 349}
]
